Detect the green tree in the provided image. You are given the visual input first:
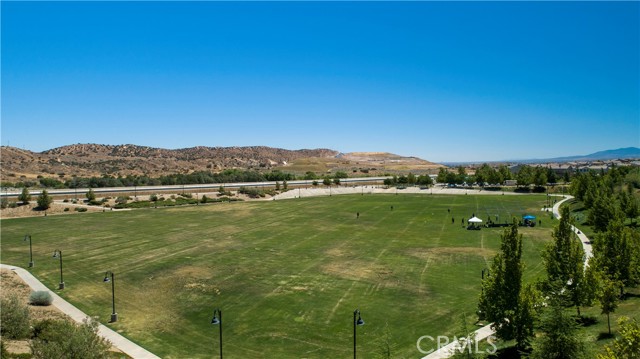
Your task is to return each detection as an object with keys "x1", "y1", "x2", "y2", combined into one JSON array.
[
  {"x1": 597, "y1": 316, "x2": 640, "y2": 359},
  {"x1": 36, "y1": 189, "x2": 53, "y2": 210},
  {"x1": 514, "y1": 284, "x2": 541, "y2": 352},
  {"x1": 30, "y1": 318, "x2": 111, "y2": 359},
  {"x1": 18, "y1": 187, "x2": 31, "y2": 204},
  {"x1": 534, "y1": 166, "x2": 548, "y2": 187},
  {"x1": 588, "y1": 191, "x2": 619, "y2": 232},
  {"x1": 542, "y1": 206, "x2": 586, "y2": 314},
  {"x1": 407, "y1": 173, "x2": 416, "y2": 185},
  {"x1": 283, "y1": 180, "x2": 288, "y2": 190},
  {"x1": 599, "y1": 277, "x2": 620, "y2": 335},
  {"x1": 322, "y1": 177, "x2": 331, "y2": 186},
  {"x1": 593, "y1": 219, "x2": 638, "y2": 292},
  {"x1": 275, "y1": 181, "x2": 281, "y2": 191},
  {"x1": 530, "y1": 298, "x2": 588, "y2": 359},
  {"x1": 619, "y1": 190, "x2": 639, "y2": 225},
  {"x1": 0, "y1": 294, "x2": 30, "y2": 339},
  {"x1": 516, "y1": 165, "x2": 533, "y2": 187},
  {"x1": 333, "y1": 178, "x2": 341, "y2": 185},
  {"x1": 478, "y1": 220, "x2": 524, "y2": 342},
  {"x1": 416, "y1": 175, "x2": 433, "y2": 186},
  {"x1": 86, "y1": 188, "x2": 96, "y2": 202},
  {"x1": 437, "y1": 167, "x2": 449, "y2": 183},
  {"x1": 498, "y1": 165, "x2": 512, "y2": 182}
]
